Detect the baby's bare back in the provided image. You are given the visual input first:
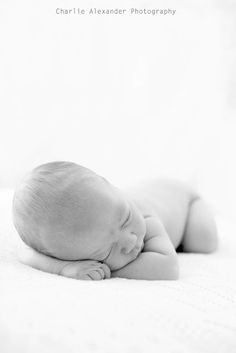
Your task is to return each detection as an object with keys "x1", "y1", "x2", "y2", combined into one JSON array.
[{"x1": 125, "y1": 179, "x2": 199, "y2": 249}]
